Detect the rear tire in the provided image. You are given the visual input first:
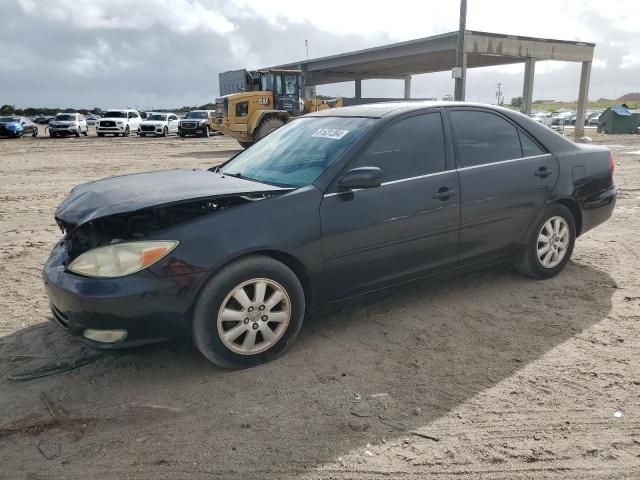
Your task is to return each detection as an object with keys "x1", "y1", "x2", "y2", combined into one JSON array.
[
  {"x1": 516, "y1": 204, "x2": 576, "y2": 279},
  {"x1": 238, "y1": 141, "x2": 253, "y2": 149},
  {"x1": 192, "y1": 255, "x2": 305, "y2": 369},
  {"x1": 255, "y1": 117, "x2": 284, "y2": 141}
]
